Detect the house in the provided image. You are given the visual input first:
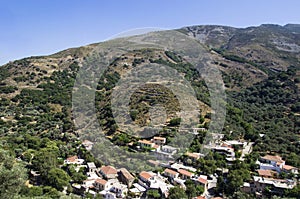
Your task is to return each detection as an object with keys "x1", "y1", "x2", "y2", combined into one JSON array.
[
  {"x1": 64, "y1": 155, "x2": 84, "y2": 165},
  {"x1": 110, "y1": 182, "x2": 128, "y2": 198},
  {"x1": 257, "y1": 169, "x2": 277, "y2": 178},
  {"x1": 171, "y1": 163, "x2": 197, "y2": 173},
  {"x1": 100, "y1": 166, "x2": 118, "y2": 179},
  {"x1": 82, "y1": 140, "x2": 94, "y2": 151},
  {"x1": 155, "y1": 145, "x2": 178, "y2": 160},
  {"x1": 212, "y1": 146, "x2": 235, "y2": 159},
  {"x1": 82, "y1": 179, "x2": 97, "y2": 191},
  {"x1": 224, "y1": 140, "x2": 246, "y2": 148},
  {"x1": 196, "y1": 175, "x2": 208, "y2": 190},
  {"x1": 178, "y1": 169, "x2": 194, "y2": 179},
  {"x1": 186, "y1": 152, "x2": 203, "y2": 161},
  {"x1": 138, "y1": 140, "x2": 155, "y2": 149},
  {"x1": 242, "y1": 176, "x2": 297, "y2": 196},
  {"x1": 282, "y1": 165, "x2": 299, "y2": 174},
  {"x1": 259, "y1": 155, "x2": 285, "y2": 172},
  {"x1": 151, "y1": 136, "x2": 166, "y2": 146},
  {"x1": 129, "y1": 183, "x2": 146, "y2": 197},
  {"x1": 94, "y1": 179, "x2": 108, "y2": 191},
  {"x1": 87, "y1": 162, "x2": 97, "y2": 173},
  {"x1": 99, "y1": 190, "x2": 116, "y2": 199},
  {"x1": 118, "y1": 168, "x2": 135, "y2": 187},
  {"x1": 164, "y1": 168, "x2": 179, "y2": 179},
  {"x1": 139, "y1": 171, "x2": 154, "y2": 183}
]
